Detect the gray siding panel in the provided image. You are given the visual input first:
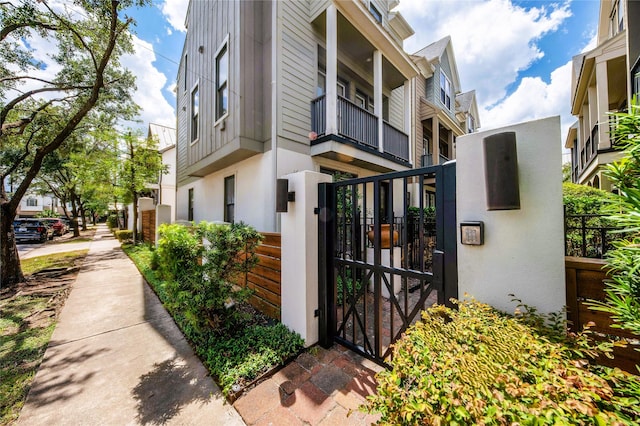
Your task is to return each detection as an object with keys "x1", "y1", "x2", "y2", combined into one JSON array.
[
  {"x1": 389, "y1": 86, "x2": 404, "y2": 130},
  {"x1": 176, "y1": 0, "x2": 266, "y2": 184},
  {"x1": 278, "y1": 0, "x2": 315, "y2": 147}
]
